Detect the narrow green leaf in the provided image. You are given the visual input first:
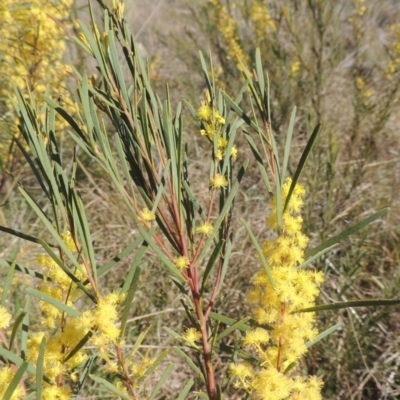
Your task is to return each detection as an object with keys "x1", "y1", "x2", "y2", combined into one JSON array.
[
  {"x1": 0, "y1": 226, "x2": 55, "y2": 248},
  {"x1": 283, "y1": 123, "x2": 322, "y2": 213},
  {"x1": 64, "y1": 331, "x2": 93, "y2": 364},
  {"x1": 282, "y1": 107, "x2": 297, "y2": 180},
  {"x1": 255, "y1": 48, "x2": 265, "y2": 100},
  {"x1": 137, "y1": 224, "x2": 183, "y2": 282},
  {"x1": 221, "y1": 120, "x2": 239, "y2": 175},
  {"x1": 18, "y1": 187, "x2": 83, "y2": 272},
  {"x1": 75, "y1": 355, "x2": 98, "y2": 396},
  {"x1": 114, "y1": 133, "x2": 136, "y2": 201},
  {"x1": 296, "y1": 299, "x2": 400, "y2": 313},
  {"x1": 306, "y1": 208, "x2": 389, "y2": 258},
  {"x1": 222, "y1": 91, "x2": 260, "y2": 134},
  {"x1": 242, "y1": 131, "x2": 272, "y2": 195},
  {"x1": 217, "y1": 238, "x2": 232, "y2": 294},
  {"x1": 216, "y1": 317, "x2": 251, "y2": 341},
  {"x1": 241, "y1": 218, "x2": 275, "y2": 289},
  {"x1": 297, "y1": 244, "x2": 338, "y2": 269},
  {"x1": 0, "y1": 347, "x2": 37, "y2": 376},
  {"x1": 306, "y1": 323, "x2": 342, "y2": 348},
  {"x1": 36, "y1": 336, "x2": 47, "y2": 399},
  {"x1": 201, "y1": 240, "x2": 224, "y2": 296},
  {"x1": 198, "y1": 161, "x2": 248, "y2": 264},
  {"x1": 39, "y1": 241, "x2": 93, "y2": 300},
  {"x1": 183, "y1": 98, "x2": 198, "y2": 118},
  {"x1": 209, "y1": 312, "x2": 252, "y2": 333},
  {"x1": 25, "y1": 288, "x2": 81, "y2": 317},
  {"x1": 153, "y1": 160, "x2": 171, "y2": 212},
  {"x1": 144, "y1": 350, "x2": 169, "y2": 379},
  {"x1": 9, "y1": 312, "x2": 26, "y2": 350},
  {"x1": 176, "y1": 378, "x2": 195, "y2": 400},
  {"x1": 0, "y1": 259, "x2": 51, "y2": 282},
  {"x1": 72, "y1": 191, "x2": 97, "y2": 285},
  {"x1": 173, "y1": 347, "x2": 205, "y2": 382},
  {"x1": 78, "y1": 19, "x2": 108, "y2": 80},
  {"x1": 21, "y1": 299, "x2": 29, "y2": 361},
  {"x1": 163, "y1": 327, "x2": 181, "y2": 341},
  {"x1": 89, "y1": 375, "x2": 131, "y2": 399},
  {"x1": 148, "y1": 363, "x2": 174, "y2": 400},
  {"x1": 14, "y1": 138, "x2": 49, "y2": 198},
  {"x1": 1, "y1": 260, "x2": 16, "y2": 307},
  {"x1": 199, "y1": 51, "x2": 213, "y2": 100},
  {"x1": 266, "y1": 73, "x2": 272, "y2": 135},
  {"x1": 275, "y1": 172, "x2": 282, "y2": 233},
  {"x1": 129, "y1": 328, "x2": 151, "y2": 357},
  {"x1": 183, "y1": 181, "x2": 207, "y2": 222},
  {"x1": 3, "y1": 362, "x2": 29, "y2": 400},
  {"x1": 43, "y1": 96, "x2": 88, "y2": 141},
  {"x1": 119, "y1": 253, "x2": 146, "y2": 338},
  {"x1": 107, "y1": 28, "x2": 130, "y2": 105},
  {"x1": 98, "y1": 237, "x2": 143, "y2": 277}
]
